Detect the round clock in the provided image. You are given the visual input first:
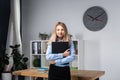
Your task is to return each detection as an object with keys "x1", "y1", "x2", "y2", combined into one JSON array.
[{"x1": 83, "y1": 6, "x2": 108, "y2": 31}]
